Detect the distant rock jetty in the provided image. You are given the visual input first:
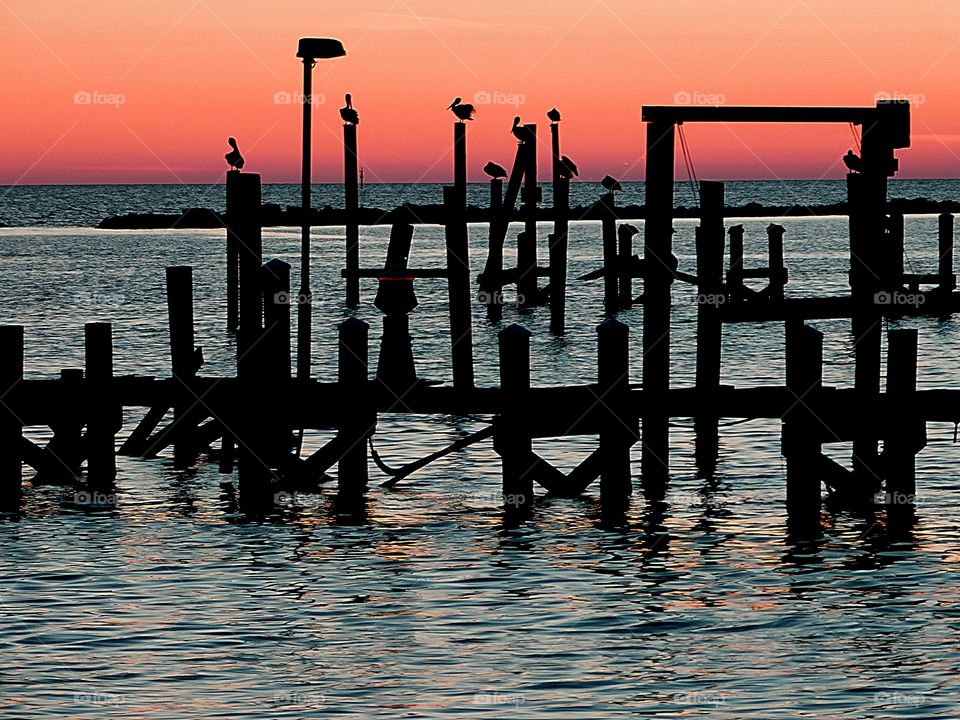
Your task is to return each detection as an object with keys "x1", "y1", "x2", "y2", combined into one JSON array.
[{"x1": 96, "y1": 198, "x2": 960, "y2": 230}]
